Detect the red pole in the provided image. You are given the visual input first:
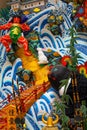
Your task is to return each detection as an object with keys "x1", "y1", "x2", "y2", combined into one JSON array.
[
  {"x1": 34, "y1": 89, "x2": 37, "y2": 100},
  {"x1": 43, "y1": 82, "x2": 46, "y2": 92},
  {"x1": 7, "y1": 94, "x2": 11, "y2": 102}
]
